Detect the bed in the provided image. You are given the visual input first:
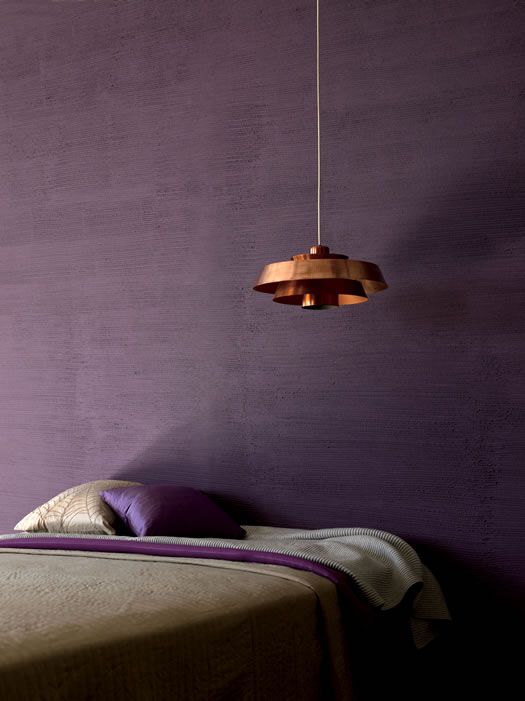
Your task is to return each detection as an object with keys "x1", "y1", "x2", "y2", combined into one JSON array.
[{"x1": 0, "y1": 526, "x2": 450, "y2": 701}]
